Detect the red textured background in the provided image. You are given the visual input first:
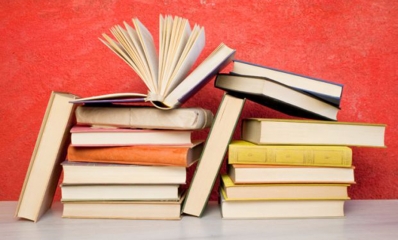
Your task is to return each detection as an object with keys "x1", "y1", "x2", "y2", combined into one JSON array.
[{"x1": 1, "y1": 1, "x2": 397, "y2": 201}]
